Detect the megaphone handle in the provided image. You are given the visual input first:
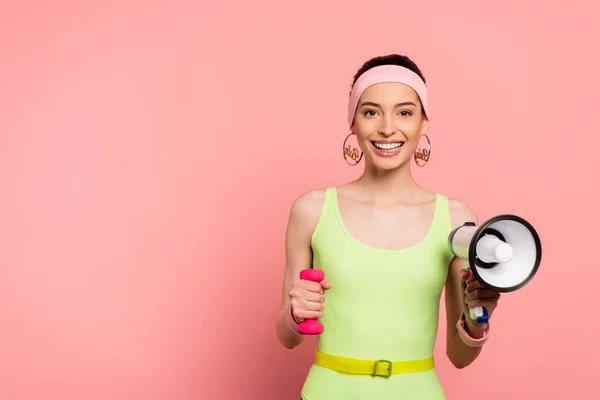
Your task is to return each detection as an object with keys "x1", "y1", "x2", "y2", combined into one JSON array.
[
  {"x1": 464, "y1": 273, "x2": 489, "y2": 325},
  {"x1": 469, "y1": 304, "x2": 489, "y2": 324}
]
